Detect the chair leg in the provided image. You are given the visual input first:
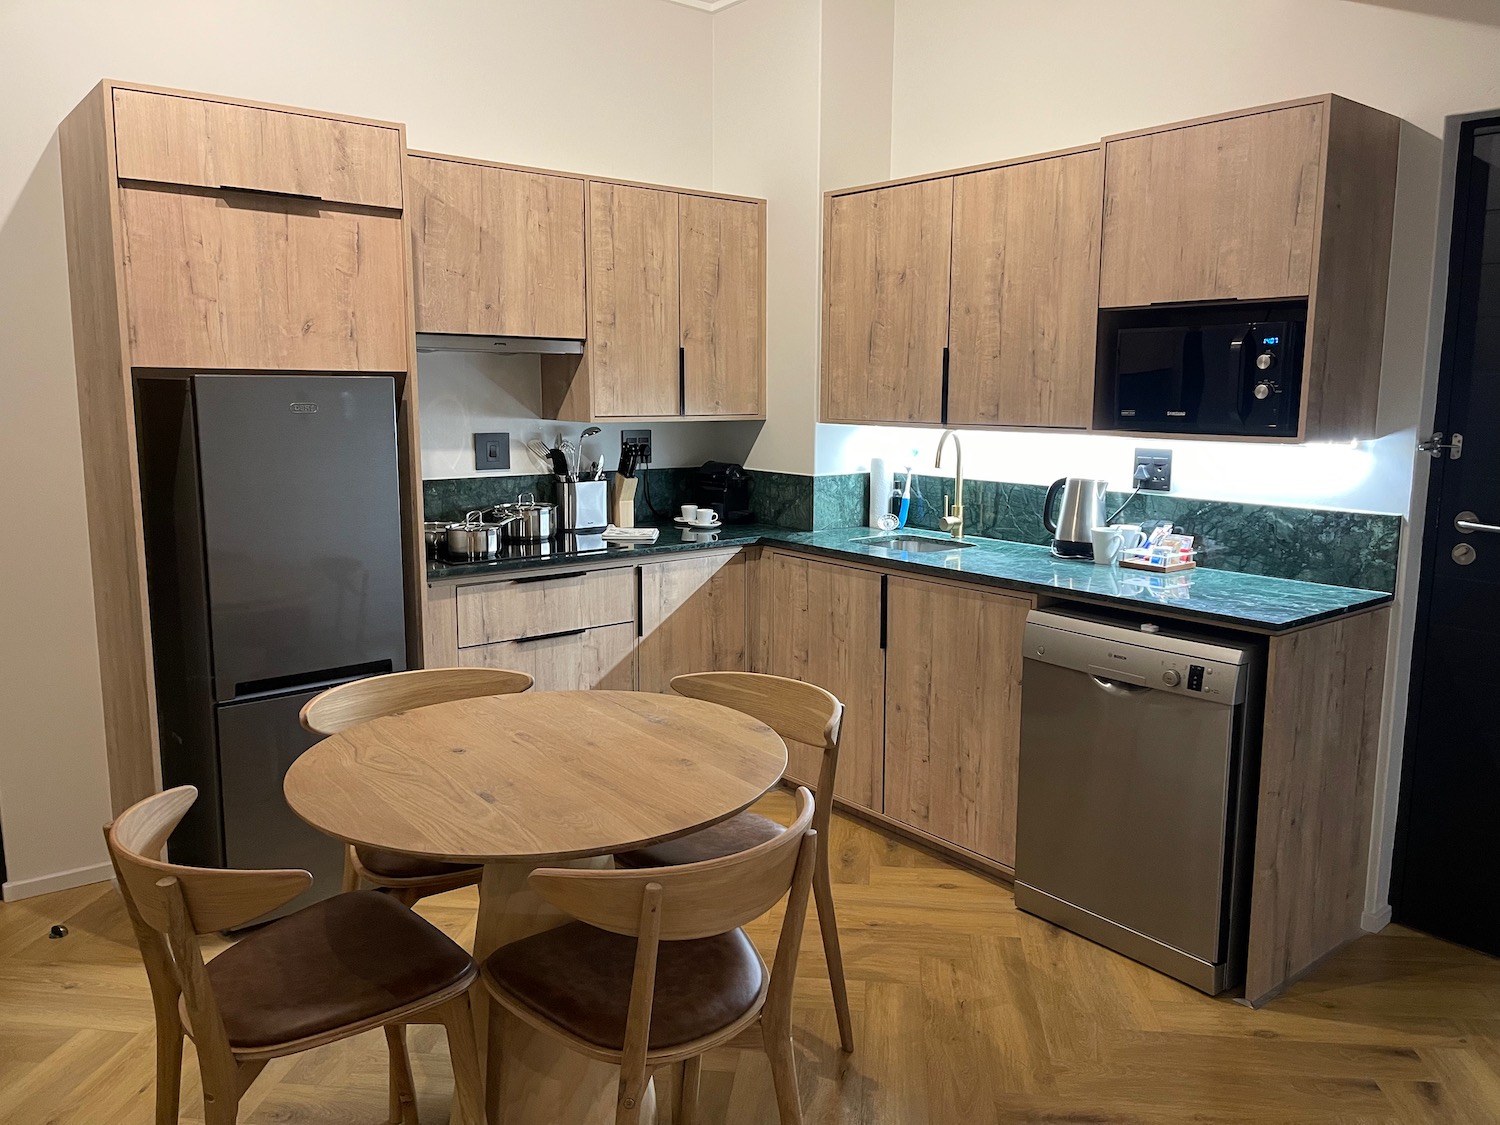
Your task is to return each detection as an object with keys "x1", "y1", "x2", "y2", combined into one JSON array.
[
  {"x1": 615, "y1": 1064, "x2": 650, "y2": 1125},
  {"x1": 342, "y1": 846, "x2": 362, "y2": 893},
  {"x1": 676, "y1": 1055, "x2": 702, "y2": 1125},
  {"x1": 153, "y1": 1022, "x2": 183, "y2": 1125},
  {"x1": 385, "y1": 1024, "x2": 419, "y2": 1125},
  {"x1": 812, "y1": 854, "x2": 855, "y2": 1053},
  {"x1": 436, "y1": 994, "x2": 486, "y2": 1125},
  {"x1": 486, "y1": 1000, "x2": 507, "y2": 1125},
  {"x1": 764, "y1": 1030, "x2": 803, "y2": 1125}
]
